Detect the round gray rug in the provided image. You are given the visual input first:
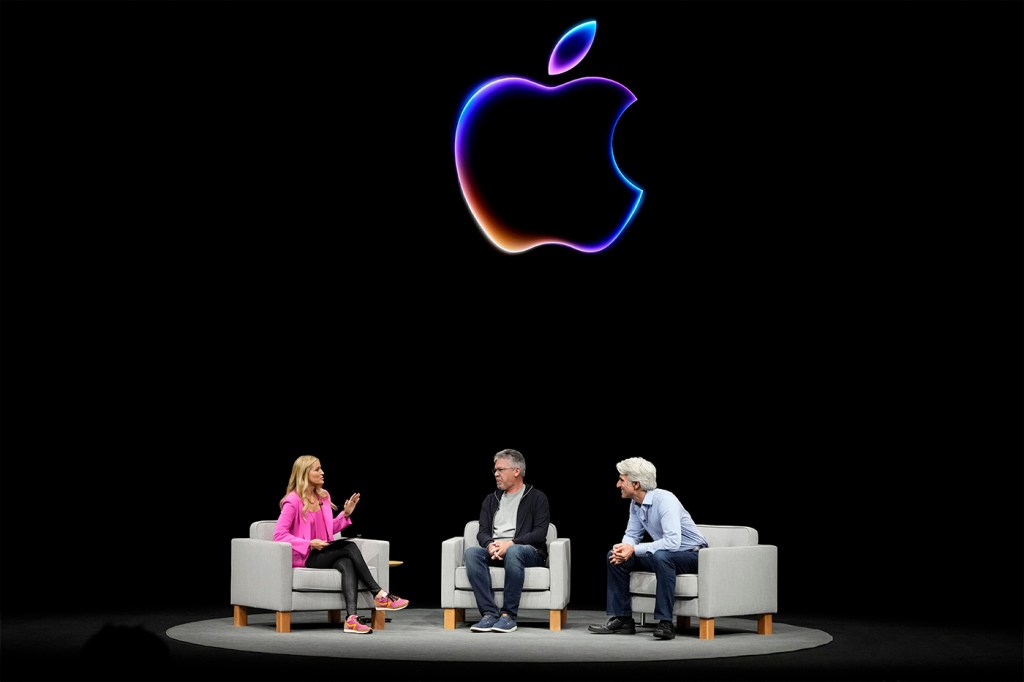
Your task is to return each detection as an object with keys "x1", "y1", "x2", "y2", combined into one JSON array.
[{"x1": 166, "y1": 609, "x2": 831, "y2": 662}]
